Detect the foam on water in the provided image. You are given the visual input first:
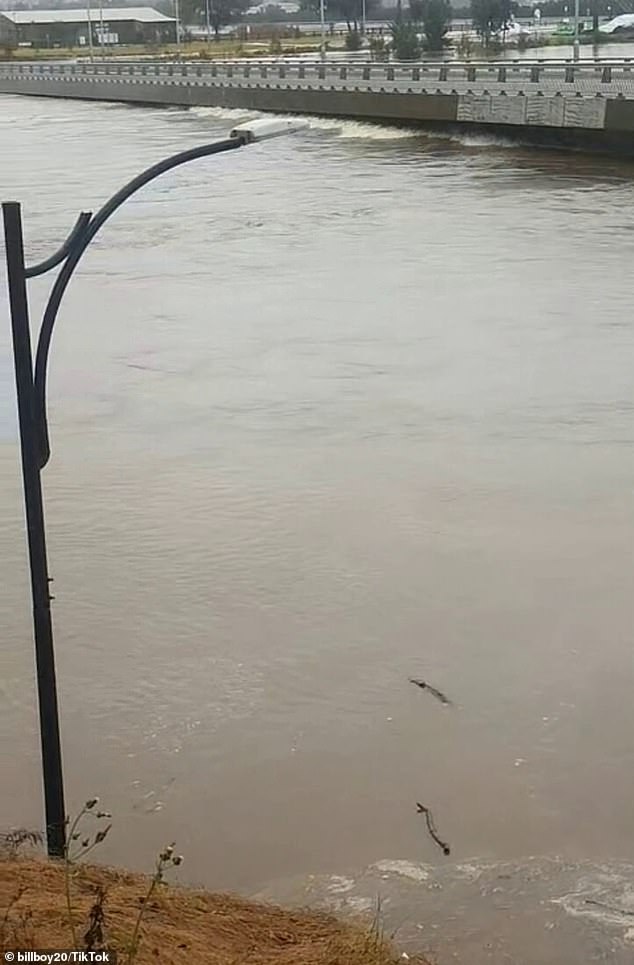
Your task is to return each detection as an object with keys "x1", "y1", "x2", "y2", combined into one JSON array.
[
  {"x1": 185, "y1": 103, "x2": 523, "y2": 149},
  {"x1": 452, "y1": 131, "x2": 518, "y2": 150},
  {"x1": 300, "y1": 115, "x2": 421, "y2": 140},
  {"x1": 187, "y1": 106, "x2": 420, "y2": 141},
  {"x1": 188, "y1": 105, "x2": 262, "y2": 122},
  {"x1": 309, "y1": 118, "x2": 519, "y2": 149},
  {"x1": 311, "y1": 120, "x2": 517, "y2": 149},
  {"x1": 256, "y1": 857, "x2": 634, "y2": 964},
  {"x1": 372, "y1": 859, "x2": 430, "y2": 882},
  {"x1": 326, "y1": 875, "x2": 355, "y2": 894}
]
